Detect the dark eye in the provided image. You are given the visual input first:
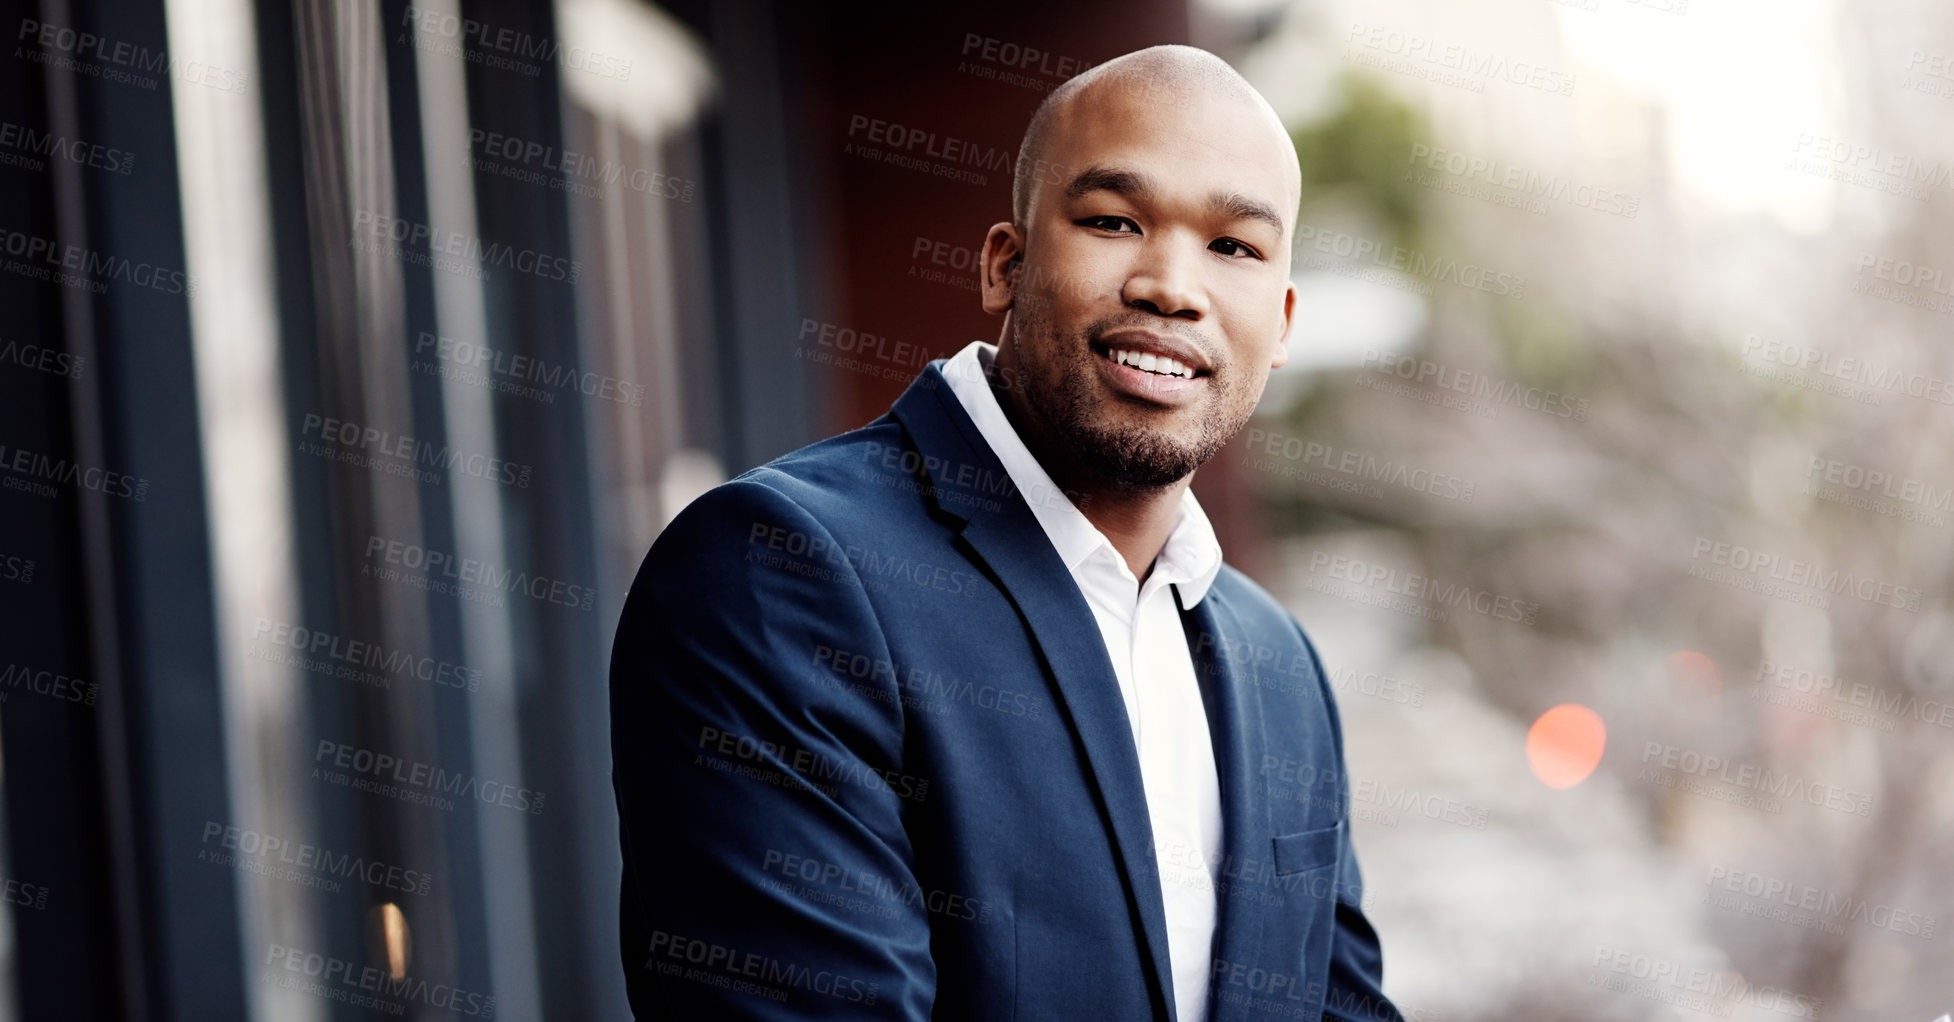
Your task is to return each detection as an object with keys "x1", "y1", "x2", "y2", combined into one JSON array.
[
  {"x1": 1080, "y1": 216, "x2": 1140, "y2": 234},
  {"x1": 1211, "y1": 238, "x2": 1259, "y2": 259}
]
